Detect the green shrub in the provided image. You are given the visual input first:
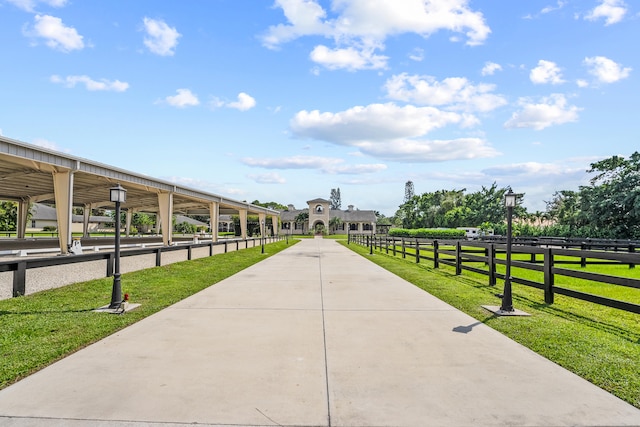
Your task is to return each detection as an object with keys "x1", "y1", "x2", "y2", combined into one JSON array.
[
  {"x1": 388, "y1": 228, "x2": 465, "y2": 239},
  {"x1": 42, "y1": 226, "x2": 57, "y2": 232}
]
